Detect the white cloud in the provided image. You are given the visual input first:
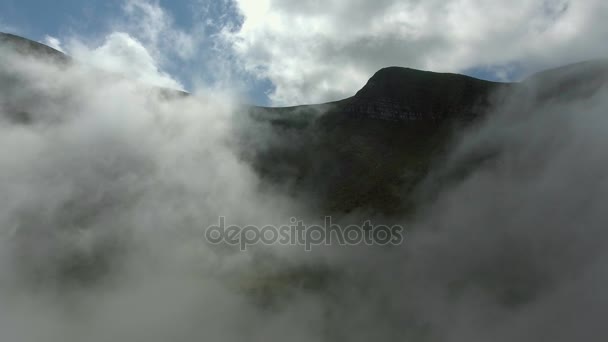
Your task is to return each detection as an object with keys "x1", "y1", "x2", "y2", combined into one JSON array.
[
  {"x1": 41, "y1": 0, "x2": 203, "y2": 91},
  {"x1": 121, "y1": 0, "x2": 200, "y2": 62},
  {"x1": 43, "y1": 35, "x2": 65, "y2": 53},
  {"x1": 223, "y1": 0, "x2": 608, "y2": 105},
  {"x1": 65, "y1": 32, "x2": 184, "y2": 90}
]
